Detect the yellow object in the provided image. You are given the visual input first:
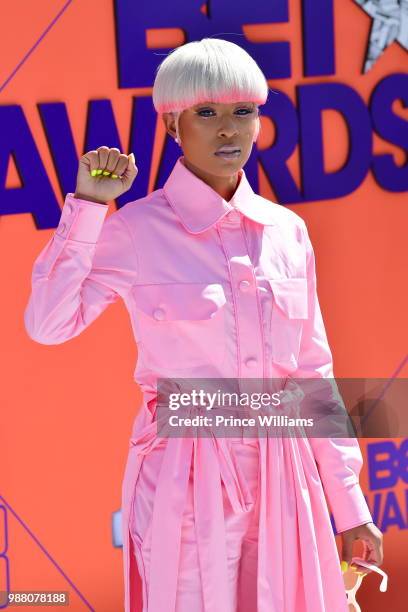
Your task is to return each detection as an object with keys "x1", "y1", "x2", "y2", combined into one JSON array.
[
  {"x1": 102, "y1": 170, "x2": 111, "y2": 176},
  {"x1": 340, "y1": 560, "x2": 349, "y2": 573},
  {"x1": 96, "y1": 169, "x2": 103, "y2": 175},
  {"x1": 111, "y1": 174, "x2": 118, "y2": 179},
  {"x1": 91, "y1": 169, "x2": 97, "y2": 176}
]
